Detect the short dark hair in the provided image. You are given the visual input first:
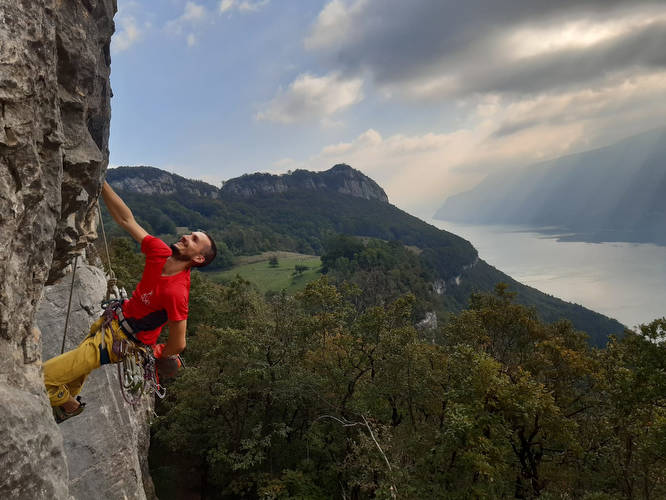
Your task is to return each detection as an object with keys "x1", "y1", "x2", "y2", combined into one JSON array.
[{"x1": 194, "y1": 231, "x2": 217, "y2": 268}]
